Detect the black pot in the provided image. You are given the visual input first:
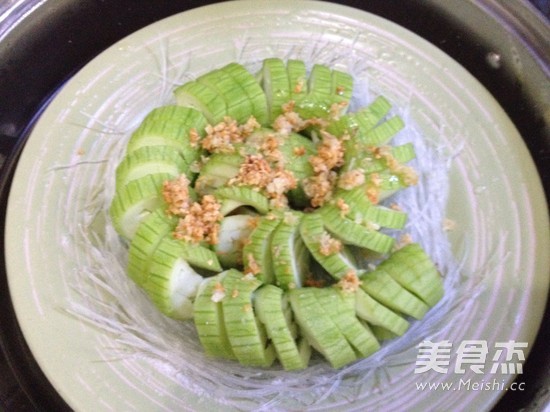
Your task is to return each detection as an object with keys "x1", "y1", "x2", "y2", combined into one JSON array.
[{"x1": 1, "y1": 1, "x2": 548, "y2": 411}]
